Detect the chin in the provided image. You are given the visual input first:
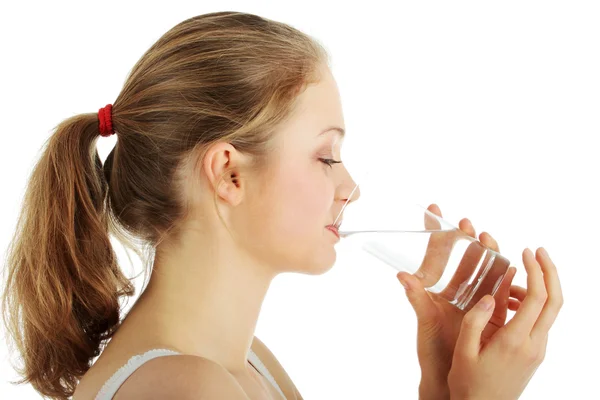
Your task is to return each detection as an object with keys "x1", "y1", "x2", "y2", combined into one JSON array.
[
  {"x1": 273, "y1": 233, "x2": 339, "y2": 275},
  {"x1": 296, "y1": 248, "x2": 338, "y2": 276}
]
